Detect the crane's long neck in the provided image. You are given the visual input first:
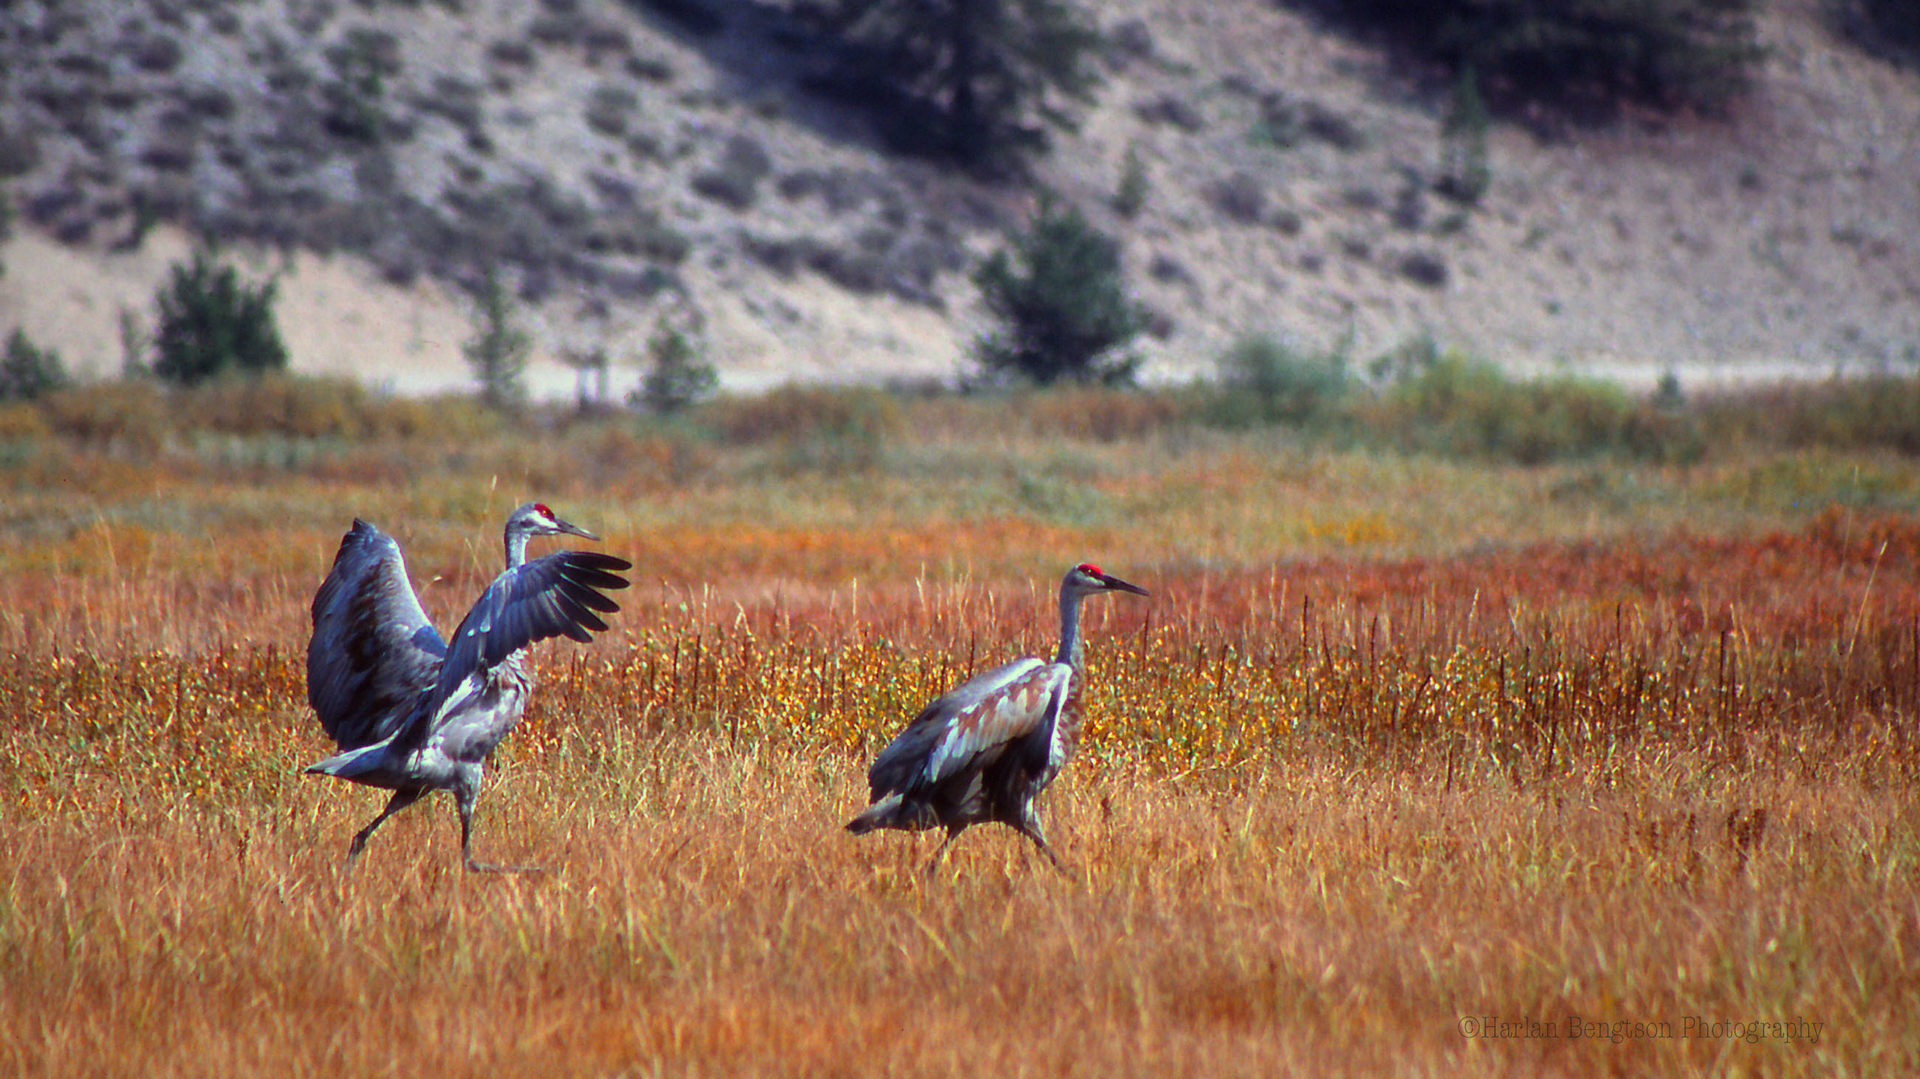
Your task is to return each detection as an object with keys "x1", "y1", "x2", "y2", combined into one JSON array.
[
  {"x1": 504, "y1": 527, "x2": 529, "y2": 569},
  {"x1": 1056, "y1": 586, "x2": 1087, "y2": 669}
]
